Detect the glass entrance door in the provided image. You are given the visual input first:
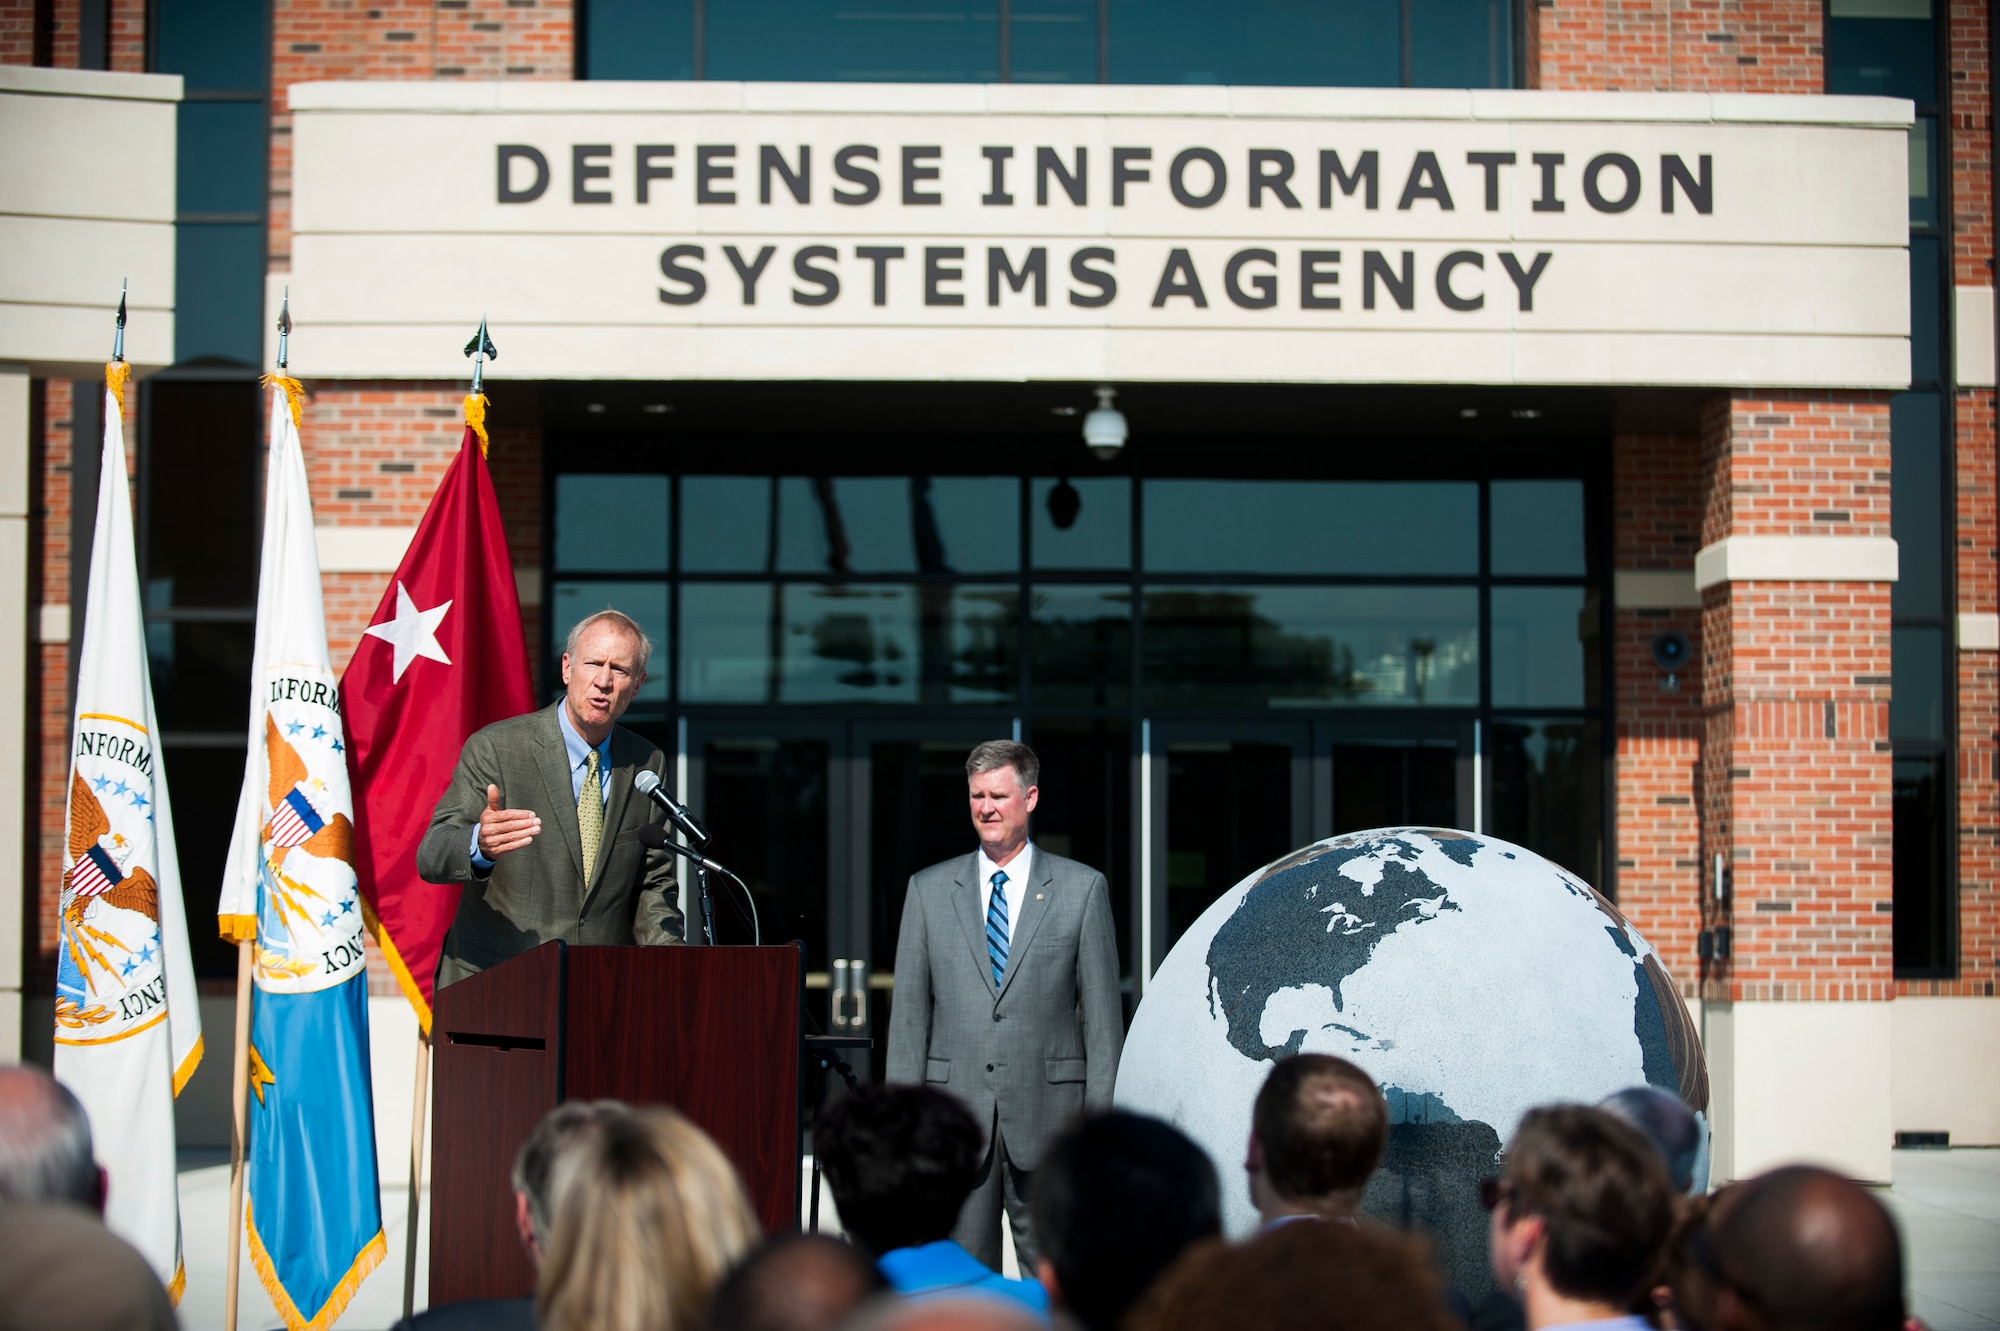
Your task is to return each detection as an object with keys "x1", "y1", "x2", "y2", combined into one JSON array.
[
  {"x1": 1144, "y1": 723, "x2": 1314, "y2": 975},
  {"x1": 687, "y1": 719, "x2": 1014, "y2": 1081}
]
